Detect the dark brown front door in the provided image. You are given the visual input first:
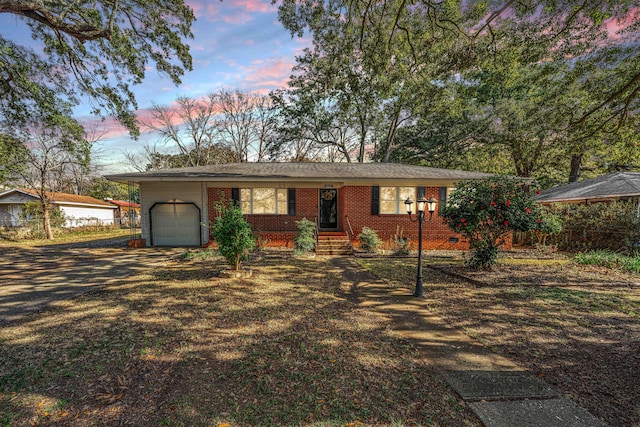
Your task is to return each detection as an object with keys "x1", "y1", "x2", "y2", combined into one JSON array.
[{"x1": 319, "y1": 189, "x2": 338, "y2": 229}]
